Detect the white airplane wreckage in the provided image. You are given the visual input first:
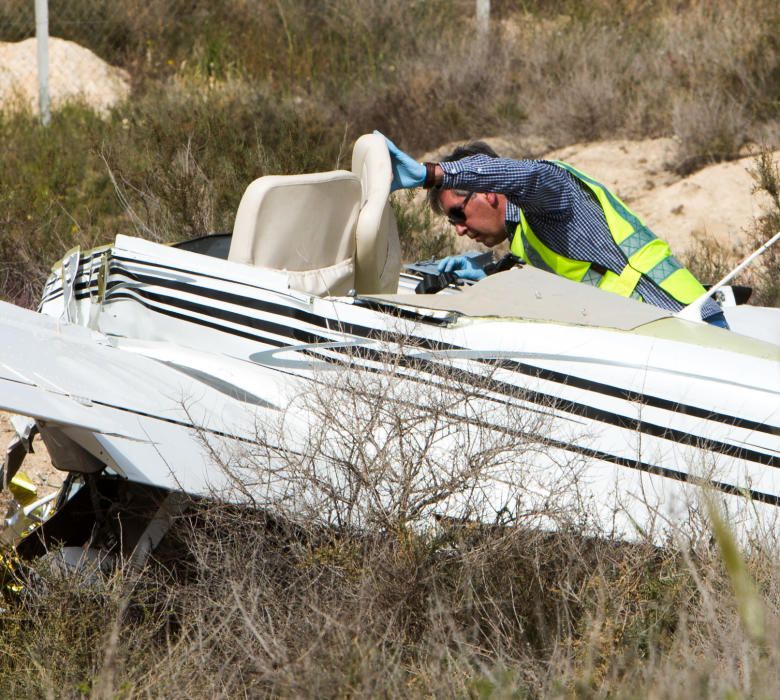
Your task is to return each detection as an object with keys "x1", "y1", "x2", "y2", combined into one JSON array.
[{"x1": 1, "y1": 134, "x2": 779, "y2": 570}]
